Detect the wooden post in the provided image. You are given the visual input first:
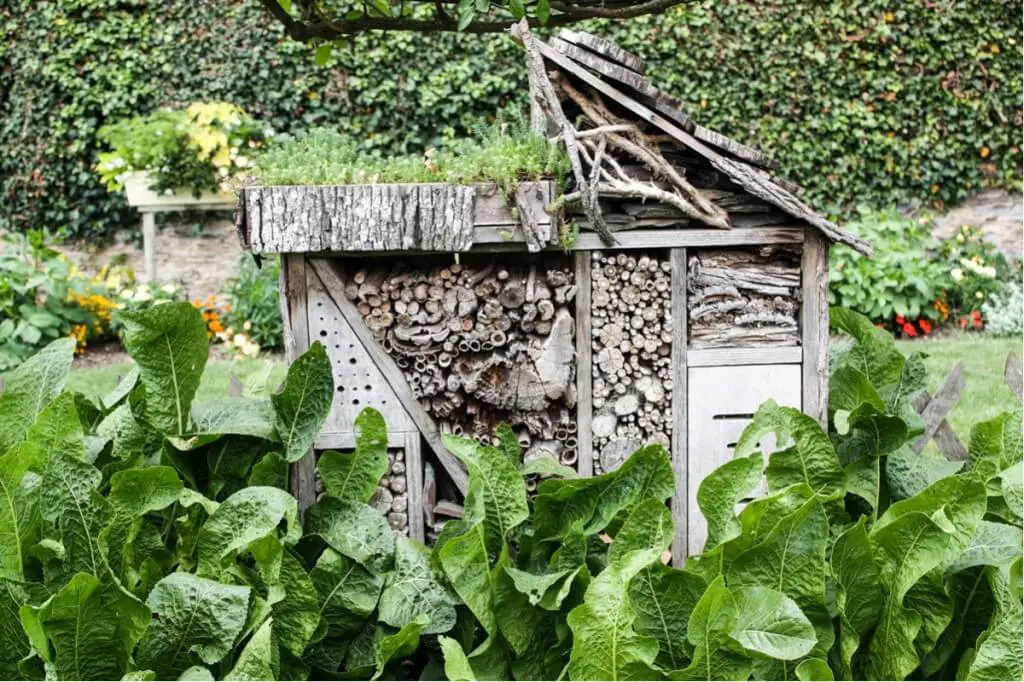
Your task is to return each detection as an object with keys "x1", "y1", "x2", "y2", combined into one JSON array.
[
  {"x1": 670, "y1": 247, "x2": 688, "y2": 566},
  {"x1": 801, "y1": 232, "x2": 829, "y2": 426},
  {"x1": 404, "y1": 431, "x2": 425, "y2": 542},
  {"x1": 141, "y1": 212, "x2": 157, "y2": 282},
  {"x1": 281, "y1": 255, "x2": 317, "y2": 516},
  {"x1": 575, "y1": 251, "x2": 594, "y2": 477}
]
